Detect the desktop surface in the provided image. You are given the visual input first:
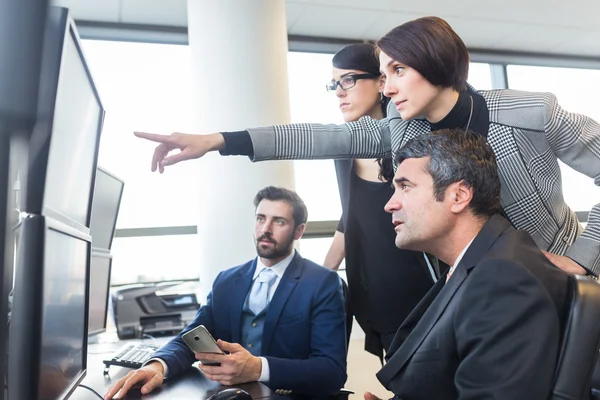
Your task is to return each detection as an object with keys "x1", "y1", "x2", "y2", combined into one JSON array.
[{"x1": 71, "y1": 337, "x2": 281, "y2": 400}]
